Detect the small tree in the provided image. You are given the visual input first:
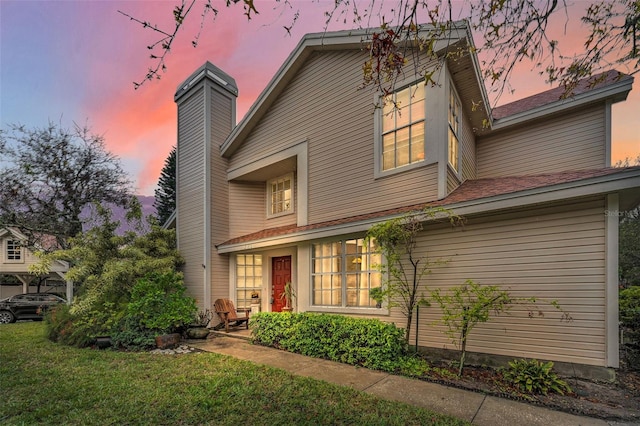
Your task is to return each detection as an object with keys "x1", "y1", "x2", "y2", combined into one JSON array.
[
  {"x1": 431, "y1": 280, "x2": 569, "y2": 376},
  {"x1": 154, "y1": 146, "x2": 176, "y2": 226},
  {"x1": 365, "y1": 207, "x2": 463, "y2": 343}
]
